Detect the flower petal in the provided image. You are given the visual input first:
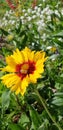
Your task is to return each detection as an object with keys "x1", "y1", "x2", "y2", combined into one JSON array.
[
  {"x1": 12, "y1": 49, "x2": 24, "y2": 64},
  {"x1": 20, "y1": 77, "x2": 29, "y2": 95},
  {"x1": 6, "y1": 56, "x2": 16, "y2": 69},
  {"x1": 1, "y1": 73, "x2": 20, "y2": 88}
]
